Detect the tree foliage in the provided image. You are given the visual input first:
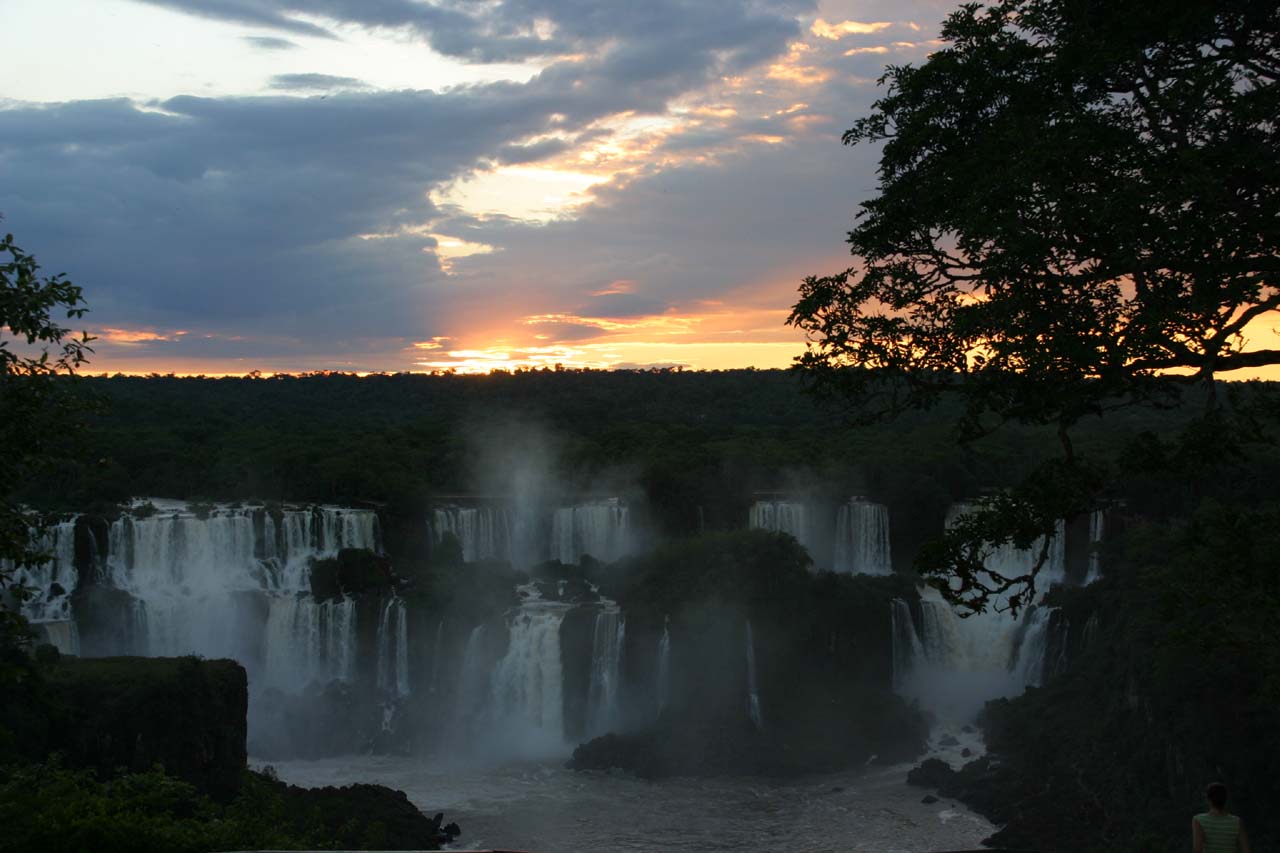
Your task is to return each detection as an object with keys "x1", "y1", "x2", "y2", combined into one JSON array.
[
  {"x1": 0, "y1": 232, "x2": 93, "y2": 642},
  {"x1": 790, "y1": 0, "x2": 1280, "y2": 611}
]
